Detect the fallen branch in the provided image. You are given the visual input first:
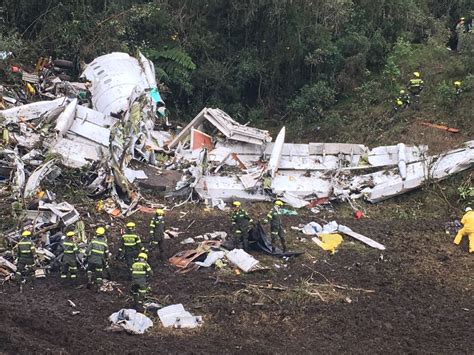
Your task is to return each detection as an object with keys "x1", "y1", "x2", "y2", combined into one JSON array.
[
  {"x1": 304, "y1": 265, "x2": 375, "y2": 293},
  {"x1": 312, "y1": 283, "x2": 375, "y2": 293}
]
